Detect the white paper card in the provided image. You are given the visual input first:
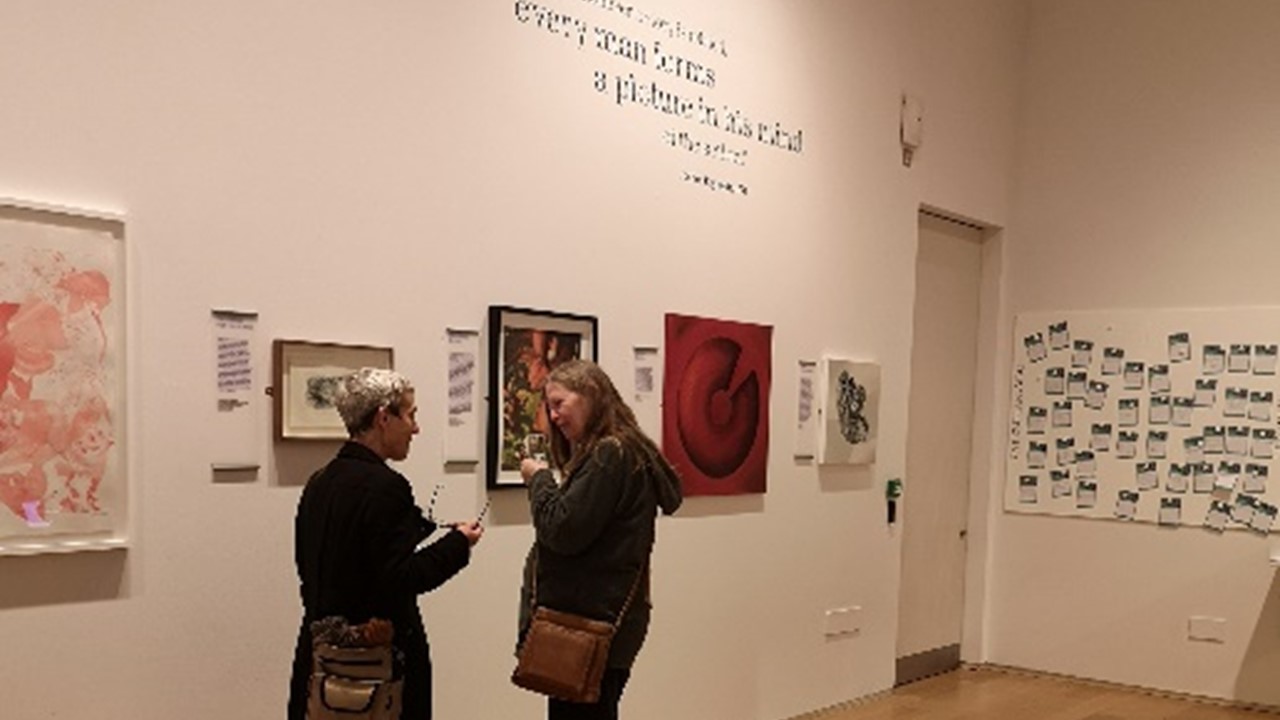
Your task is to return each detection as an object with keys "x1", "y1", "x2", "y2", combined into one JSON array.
[
  {"x1": 1118, "y1": 399, "x2": 1140, "y2": 427},
  {"x1": 1077, "y1": 482, "x2": 1098, "y2": 508},
  {"x1": 1136, "y1": 462, "x2": 1159, "y2": 490},
  {"x1": 443, "y1": 328, "x2": 482, "y2": 463},
  {"x1": 1102, "y1": 348, "x2": 1124, "y2": 375},
  {"x1": 795, "y1": 360, "x2": 817, "y2": 459},
  {"x1": 1116, "y1": 432, "x2": 1138, "y2": 459},
  {"x1": 1115, "y1": 490, "x2": 1139, "y2": 520}
]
